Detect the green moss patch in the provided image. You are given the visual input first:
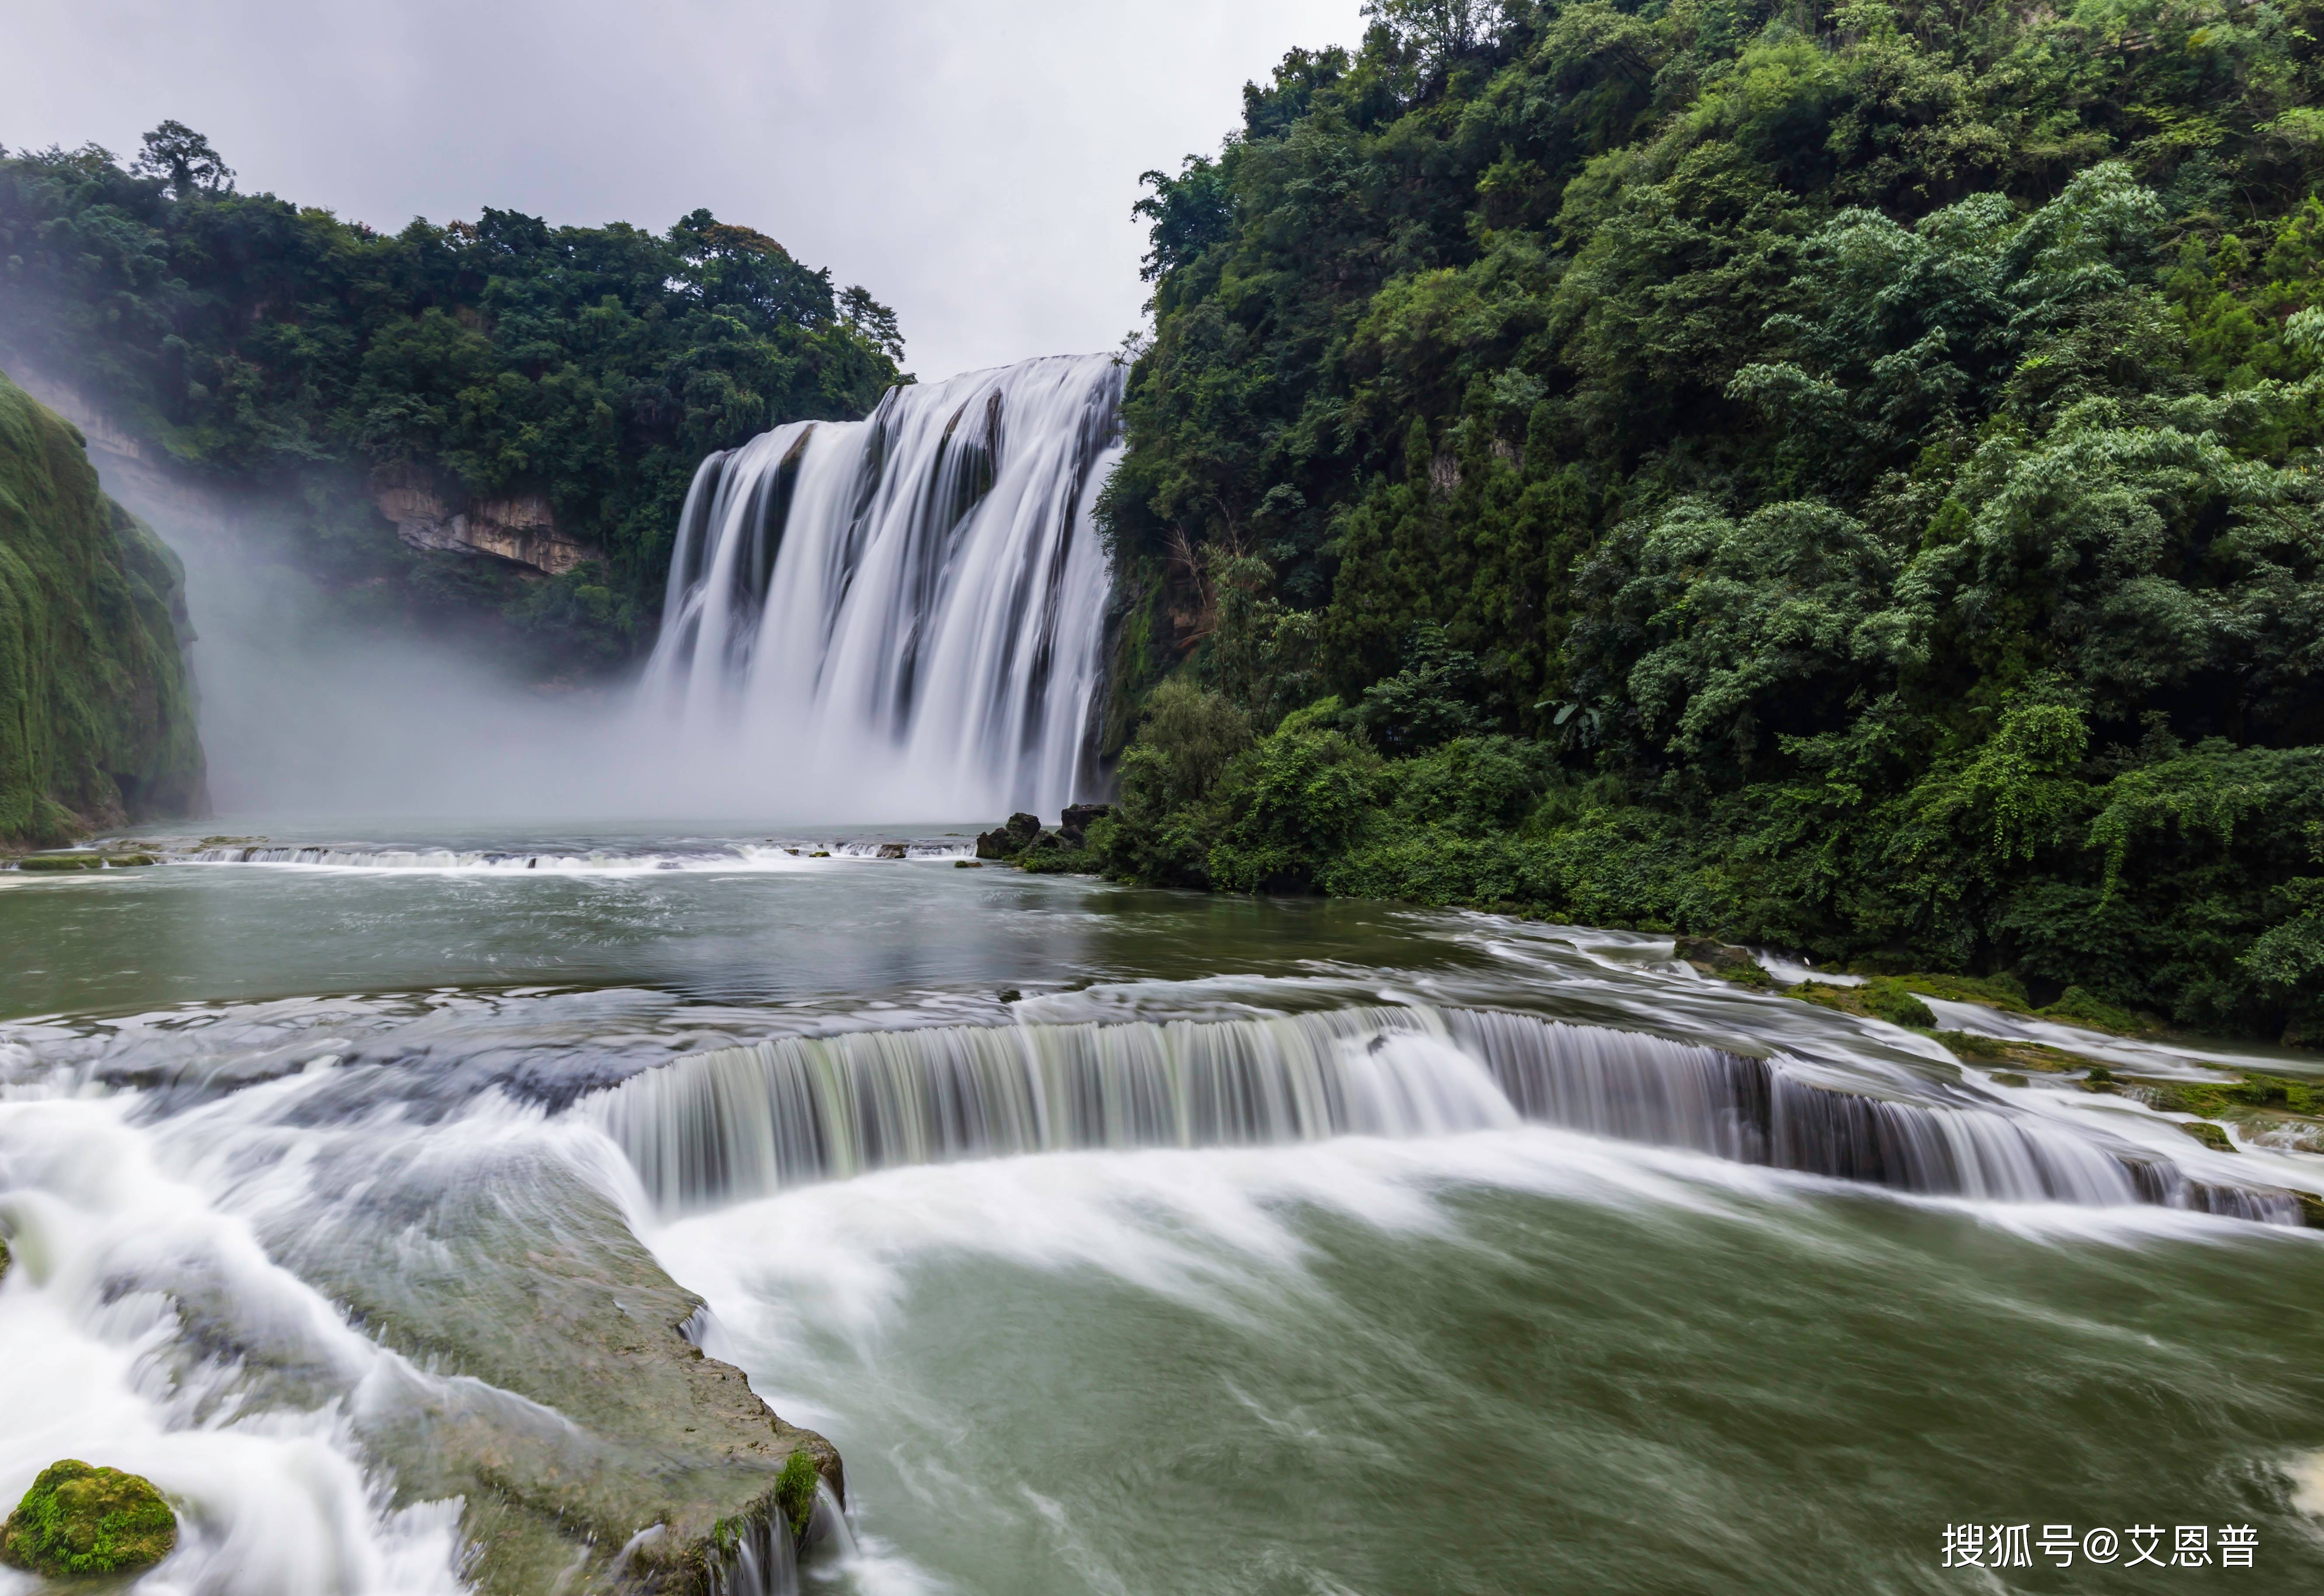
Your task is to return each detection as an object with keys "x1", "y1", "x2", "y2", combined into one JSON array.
[
  {"x1": 2039, "y1": 986, "x2": 2156, "y2": 1036},
  {"x1": 774, "y1": 1449, "x2": 820, "y2": 1541},
  {"x1": 0, "y1": 1460, "x2": 176, "y2": 1577},
  {"x1": 2175, "y1": 1120, "x2": 2237, "y2": 1153},
  {"x1": 1794, "y1": 979, "x2": 1936, "y2": 1031}
]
